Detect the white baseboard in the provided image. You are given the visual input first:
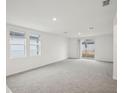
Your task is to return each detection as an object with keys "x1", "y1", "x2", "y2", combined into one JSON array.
[
  {"x1": 95, "y1": 59, "x2": 113, "y2": 63},
  {"x1": 7, "y1": 58, "x2": 68, "y2": 77}
]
